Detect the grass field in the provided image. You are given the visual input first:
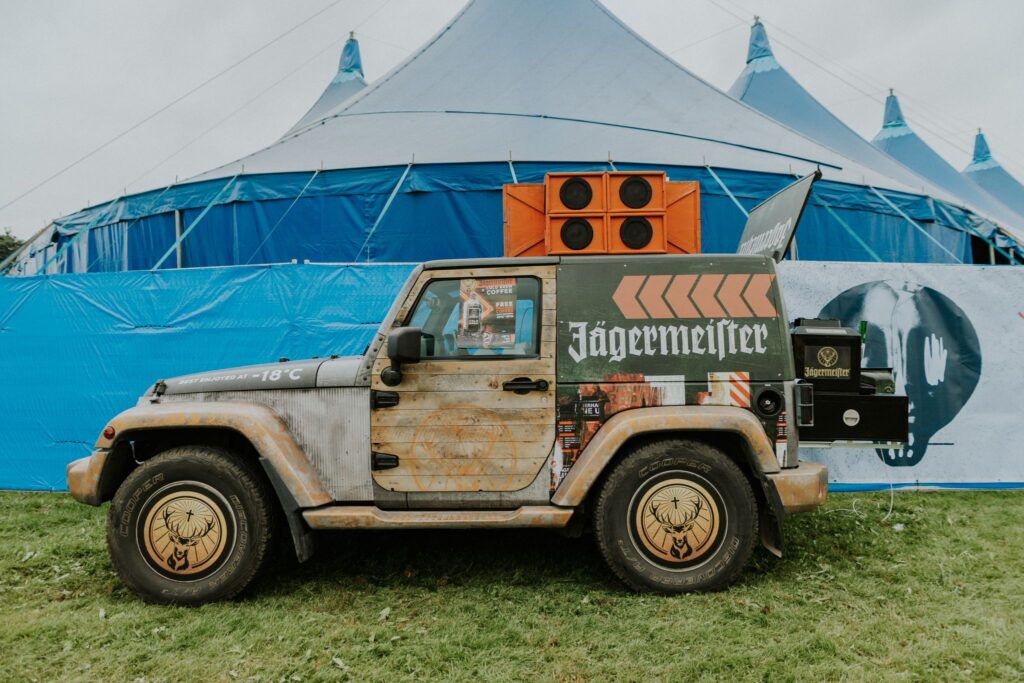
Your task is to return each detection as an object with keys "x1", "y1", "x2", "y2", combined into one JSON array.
[{"x1": 1, "y1": 490, "x2": 1022, "y2": 682}]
